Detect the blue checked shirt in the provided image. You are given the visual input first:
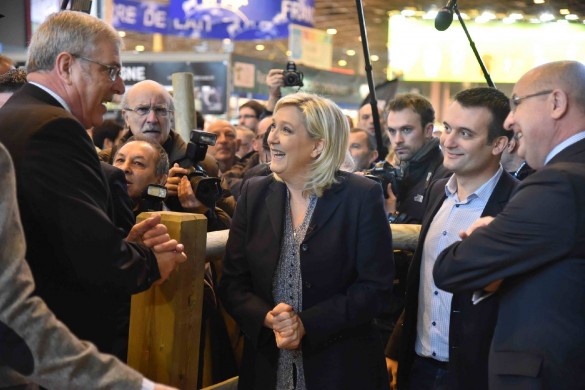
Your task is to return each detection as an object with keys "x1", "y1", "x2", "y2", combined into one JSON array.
[{"x1": 414, "y1": 166, "x2": 504, "y2": 362}]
